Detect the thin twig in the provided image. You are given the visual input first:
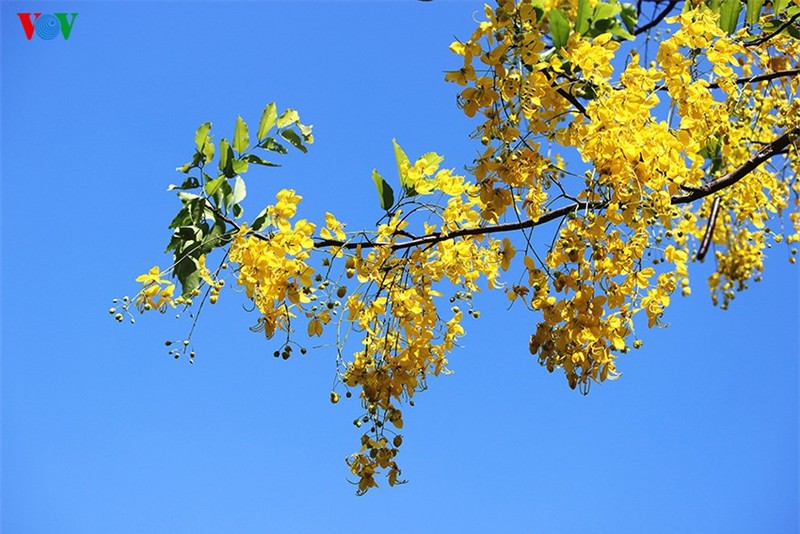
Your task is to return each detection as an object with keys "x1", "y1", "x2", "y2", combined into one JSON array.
[
  {"x1": 744, "y1": 11, "x2": 800, "y2": 47},
  {"x1": 634, "y1": 0, "x2": 680, "y2": 36}
]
